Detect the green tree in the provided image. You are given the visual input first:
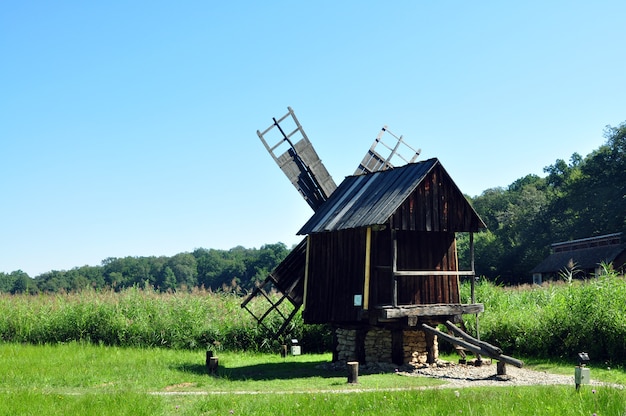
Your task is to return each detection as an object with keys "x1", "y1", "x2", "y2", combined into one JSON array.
[
  {"x1": 160, "y1": 266, "x2": 177, "y2": 291},
  {"x1": 0, "y1": 272, "x2": 15, "y2": 293},
  {"x1": 571, "y1": 123, "x2": 626, "y2": 236},
  {"x1": 10, "y1": 270, "x2": 34, "y2": 294},
  {"x1": 167, "y1": 253, "x2": 198, "y2": 289},
  {"x1": 469, "y1": 175, "x2": 551, "y2": 283}
]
